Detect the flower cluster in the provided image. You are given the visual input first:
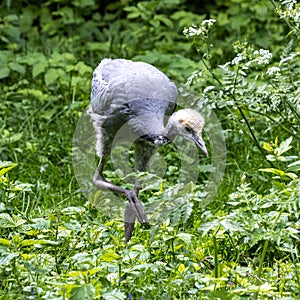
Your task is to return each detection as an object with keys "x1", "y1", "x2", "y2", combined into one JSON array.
[
  {"x1": 231, "y1": 47, "x2": 272, "y2": 67},
  {"x1": 277, "y1": 0, "x2": 300, "y2": 34},
  {"x1": 253, "y1": 49, "x2": 273, "y2": 65},
  {"x1": 183, "y1": 19, "x2": 216, "y2": 39},
  {"x1": 266, "y1": 66, "x2": 281, "y2": 76}
]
